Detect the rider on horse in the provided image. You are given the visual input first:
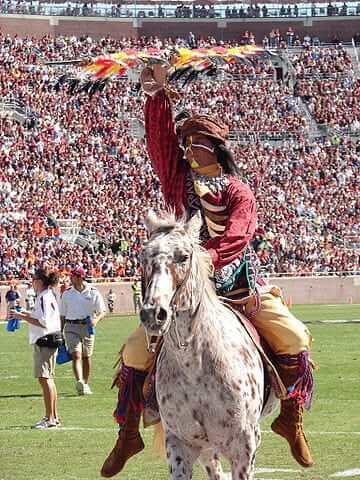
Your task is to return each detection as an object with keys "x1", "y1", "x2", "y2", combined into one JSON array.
[{"x1": 101, "y1": 64, "x2": 315, "y2": 477}]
